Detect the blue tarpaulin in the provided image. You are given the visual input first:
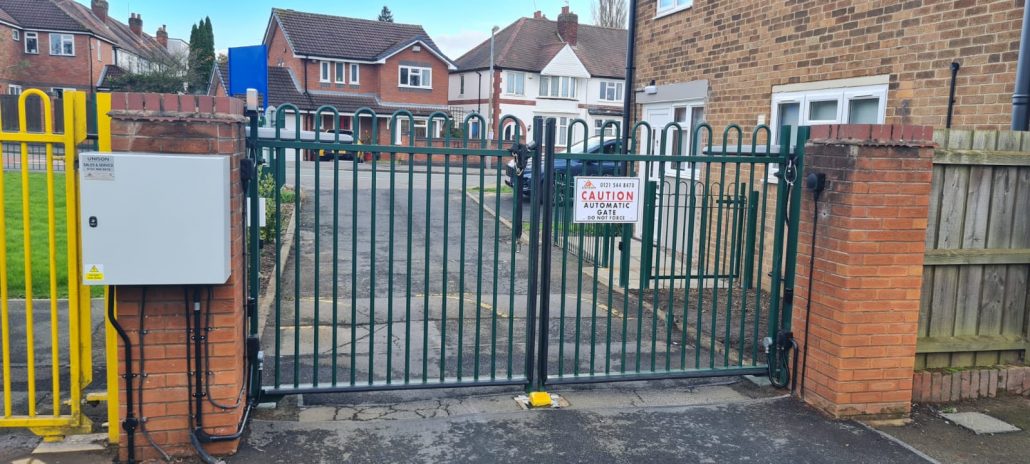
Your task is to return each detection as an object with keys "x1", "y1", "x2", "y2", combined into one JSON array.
[{"x1": 228, "y1": 45, "x2": 268, "y2": 107}]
